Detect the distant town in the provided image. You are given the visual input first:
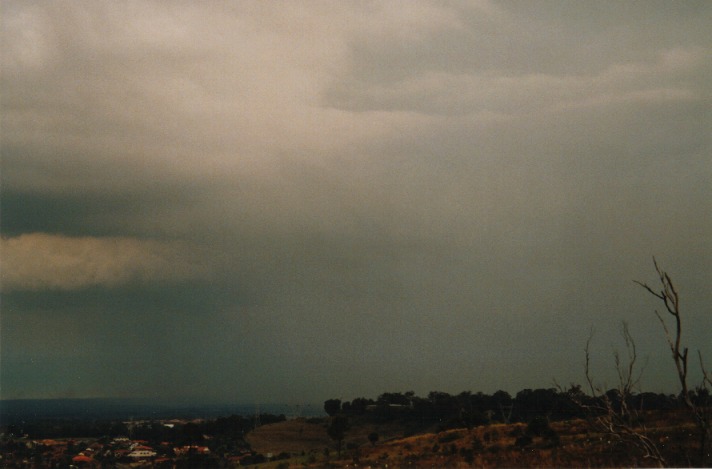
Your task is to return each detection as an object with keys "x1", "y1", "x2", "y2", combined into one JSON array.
[{"x1": 1, "y1": 408, "x2": 288, "y2": 467}]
